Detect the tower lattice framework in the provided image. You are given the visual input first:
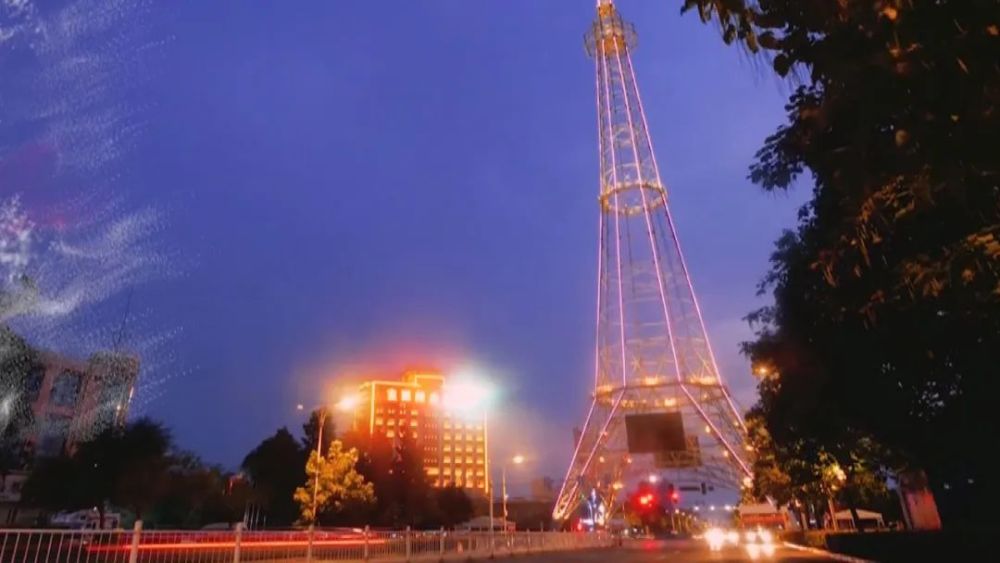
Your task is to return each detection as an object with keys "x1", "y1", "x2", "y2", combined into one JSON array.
[{"x1": 553, "y1": 0, "x2": 751, "y2": 522}]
